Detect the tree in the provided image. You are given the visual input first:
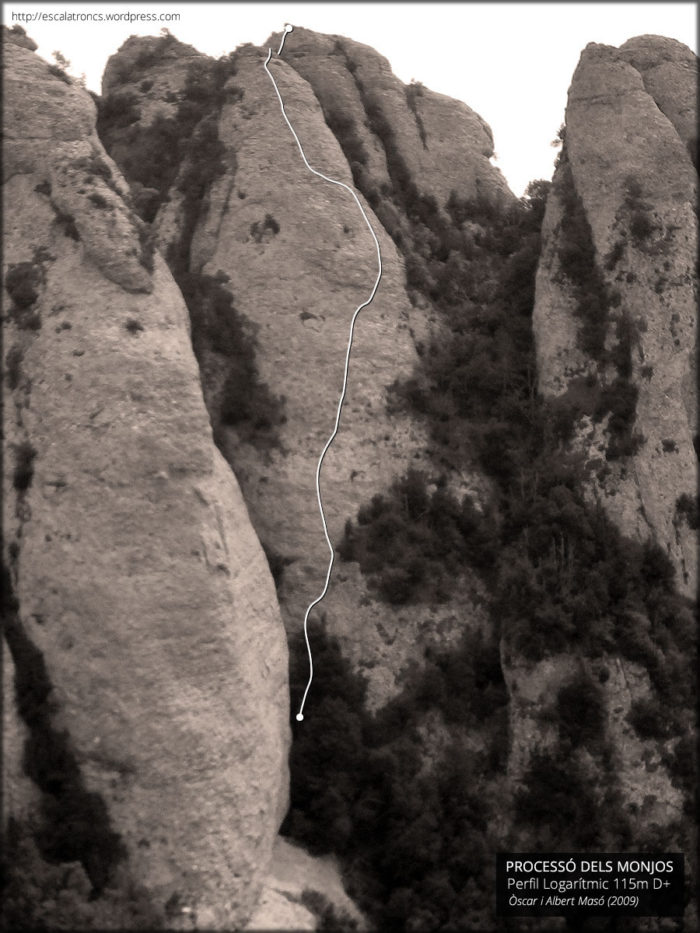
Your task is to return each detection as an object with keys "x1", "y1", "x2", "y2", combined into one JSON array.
[{"x1": 52, "y1": 50, "x2": 71, "y2": 70}]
